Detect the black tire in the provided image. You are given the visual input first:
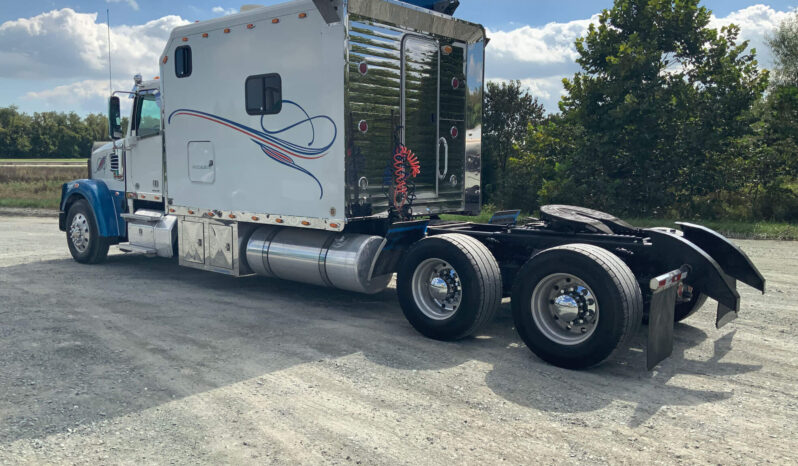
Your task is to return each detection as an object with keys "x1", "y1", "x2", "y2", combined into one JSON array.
[
  {"x1": 397, "y1": 233, "x2": 502, "y2": 341},
  {"x1": 66, "y1": 199, "x2": 110, "y2": 264},
  {"x1": 511, "y1": 244, "x2": 643, "y2": 369},
  {"x1": 674, "y1": 292, "x2": 708, "y2": 322}
]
